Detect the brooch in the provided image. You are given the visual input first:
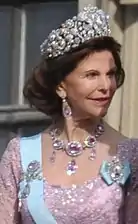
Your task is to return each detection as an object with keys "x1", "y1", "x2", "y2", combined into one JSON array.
[
  {"x1": 100, "y1": 156, "x2": 131, "y2": 186},
  {"x1": 18, "y1": 160, "x2": 42, "y2": 209}
]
